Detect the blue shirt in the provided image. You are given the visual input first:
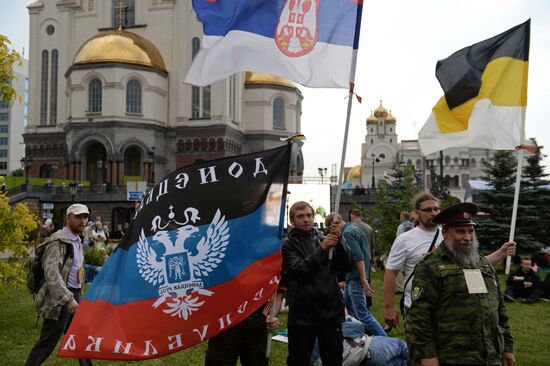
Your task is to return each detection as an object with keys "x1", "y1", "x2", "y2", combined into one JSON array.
[
  {"x1": 342, "y1": 224, "x2": 370, "y2": 282},
  {"x1": 63, "y1": 227, "x2": 83, "y2": 289}
]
